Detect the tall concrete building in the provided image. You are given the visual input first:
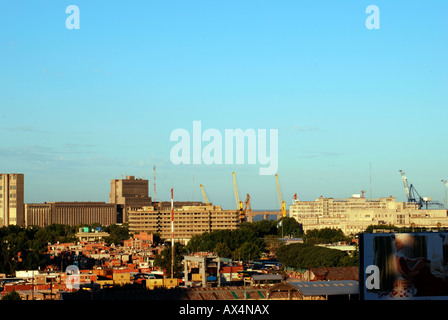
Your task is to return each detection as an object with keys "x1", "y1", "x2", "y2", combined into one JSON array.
[
  {"x1": 128, "y1": 204, "x2": 240, "y2": 244},
  {"x1": 0, "y1": 173, "x2": 25, "y2": 227},
  {"x1": 24, "y1": 175, "x2": 150, "y2": 227},
  {"x1": 110, "y1": 175, "x2": 149, "y2": 204},
  {"x1": 109, "y1": 176, "x2": 152, "y2": 223},
  {"x1": 289, "y1": 194, "x2": 448, "y2": 236}
]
